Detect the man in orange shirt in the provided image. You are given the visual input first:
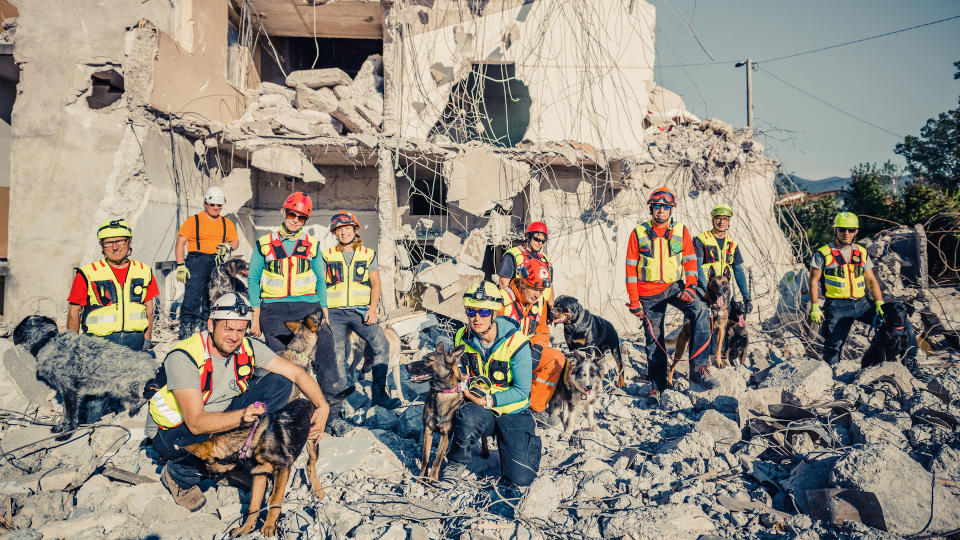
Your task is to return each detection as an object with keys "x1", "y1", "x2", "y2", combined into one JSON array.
[
  {"x1": 625, "y1": 187, "x2": 716, "y2": 400},
  {"x1": 175, "y1": 187, "x2": 240, "y2": 338}
]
